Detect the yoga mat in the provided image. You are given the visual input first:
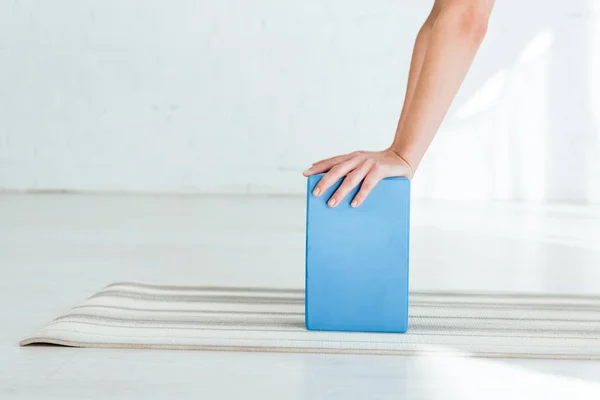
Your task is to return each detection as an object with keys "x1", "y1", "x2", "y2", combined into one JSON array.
[{"x1": 21, "y1": 282, "x2": 600, "y2": 359}]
